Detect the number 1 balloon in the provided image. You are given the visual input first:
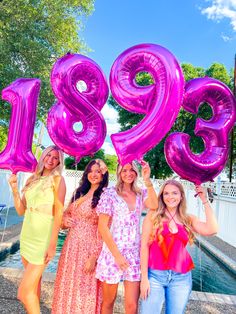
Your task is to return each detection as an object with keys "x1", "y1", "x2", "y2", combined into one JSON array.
[
  {"x1": 165, "y1": 77, "x2": 236, "y2": 184},
  {"x1": 0, "y1": 78, "x2": 40, "y2": 173},
  {"x1": 110, "y1": 43, "x2": 184, "y2": 165}
]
